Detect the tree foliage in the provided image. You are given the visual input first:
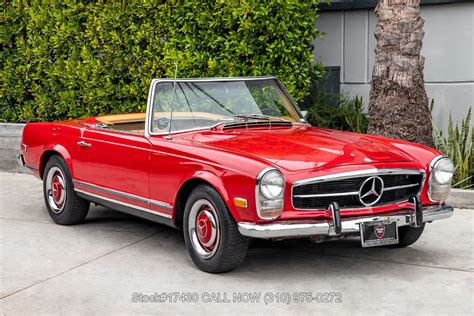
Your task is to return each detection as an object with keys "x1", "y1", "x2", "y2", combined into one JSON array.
[{"x1": 1, "y1": 0, "x2": 322, "y2": 122}]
